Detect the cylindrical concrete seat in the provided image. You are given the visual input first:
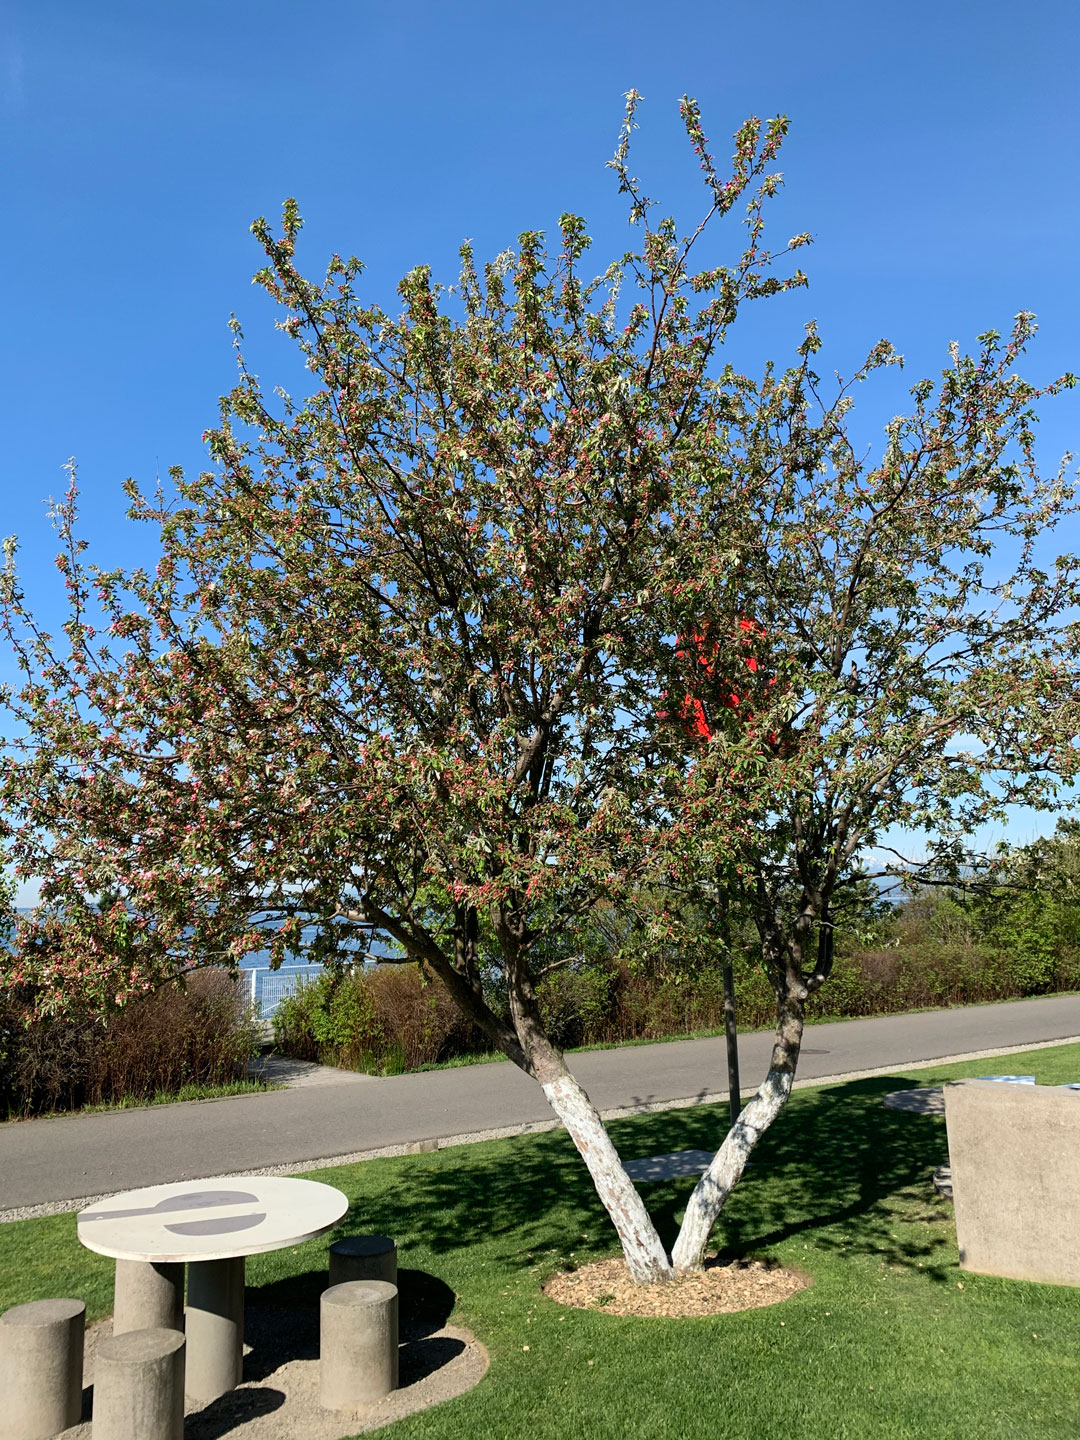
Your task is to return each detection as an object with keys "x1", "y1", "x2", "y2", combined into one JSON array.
[
  {"x1": 91, "y1": 1327, "x2": 184, "y2": 1440},
  {"x1": 113, "y1": 1260, "x2": 184, "y2": 1336},
  {"x1": 329, "y1": 1234, "x2": 397, "y2": 1289},
  {"x1": 320, "y1": 1280, "x2": 398, "y2": 1410},
  {"x1": 0, "y1": 1297, "x2": 85, "y2": 1440}
]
